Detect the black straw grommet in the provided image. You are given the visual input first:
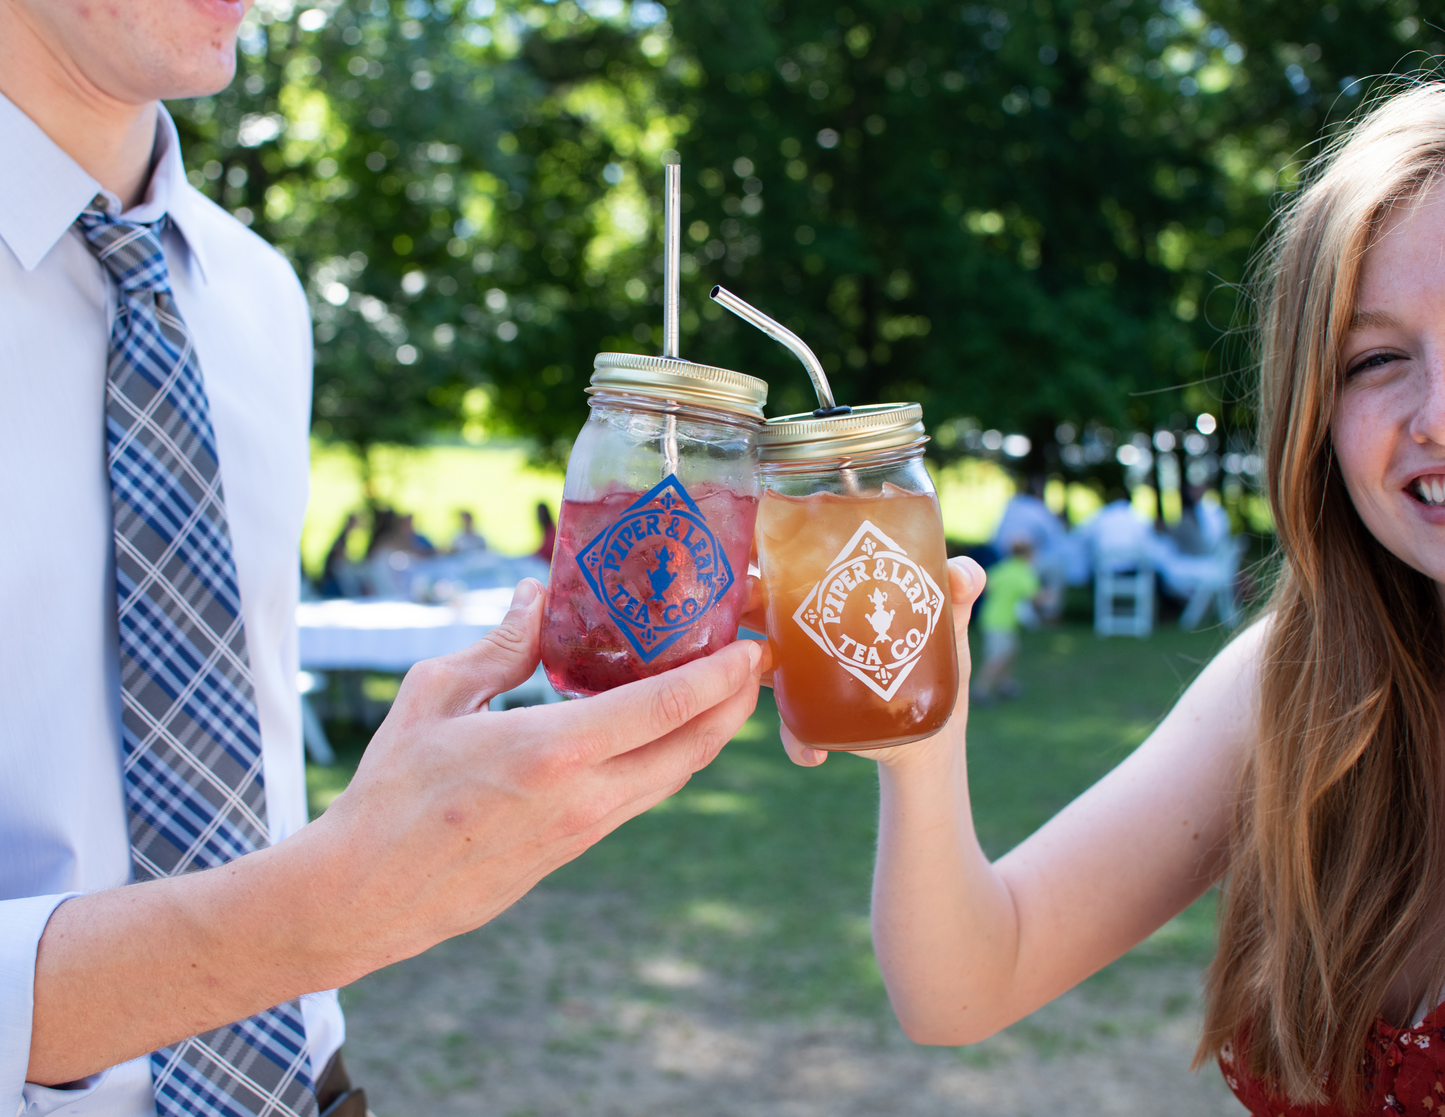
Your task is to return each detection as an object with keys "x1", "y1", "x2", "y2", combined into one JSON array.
[{"x1": 812, "y1": 405, "x2": 852, "y2": 418}]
